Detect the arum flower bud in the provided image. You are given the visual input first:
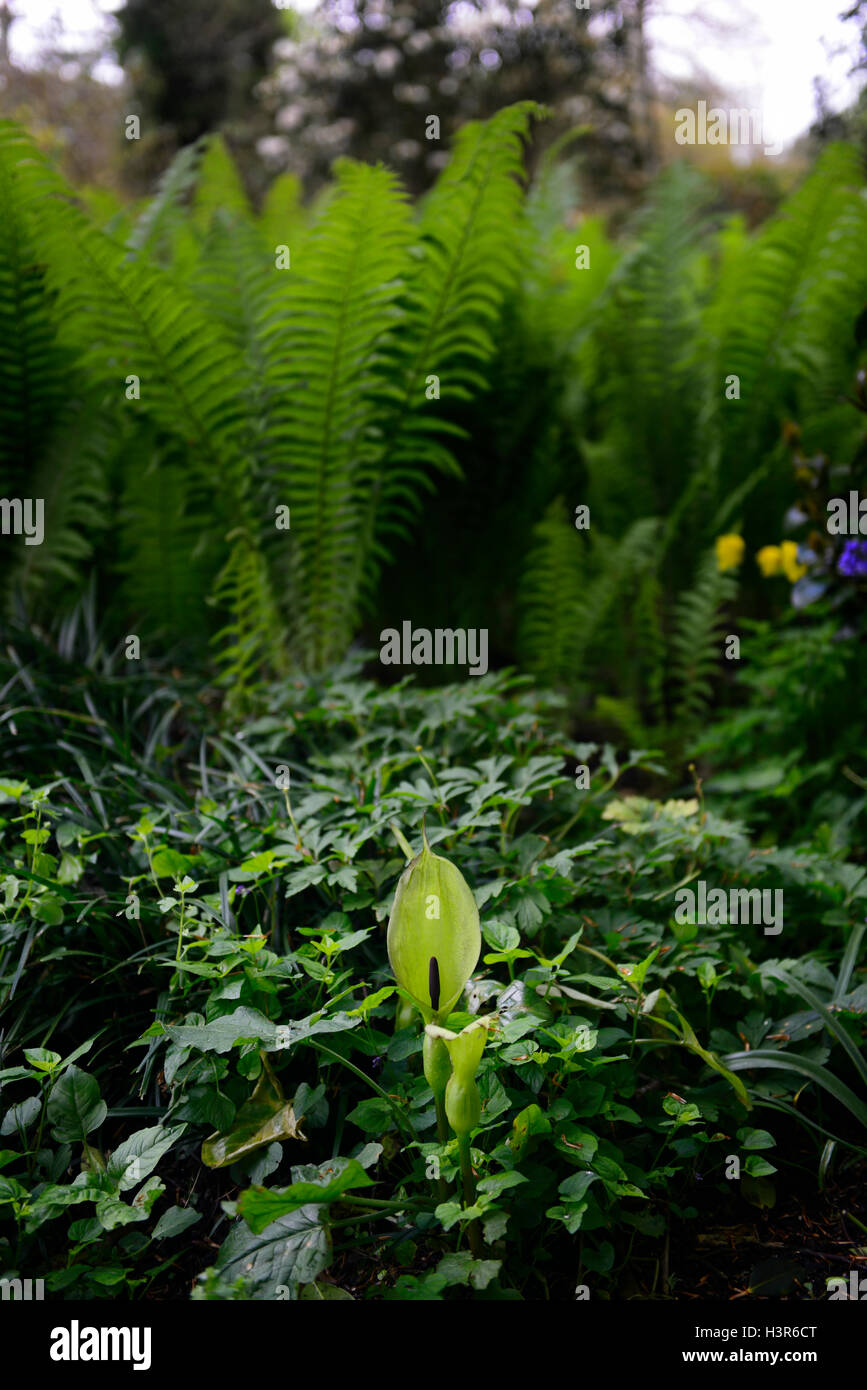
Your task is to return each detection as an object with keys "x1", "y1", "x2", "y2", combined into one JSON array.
[
  {"x1": 422, "y1": 1029, "x2": 451, "y2": 1103},
  {"x1": 425, "y1": 1016, "x2": 494, "y2": 1138},
  {"x1": 387, "y1": 830, "x2": 480, "y2": 1023}
]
